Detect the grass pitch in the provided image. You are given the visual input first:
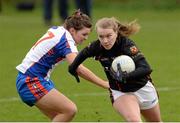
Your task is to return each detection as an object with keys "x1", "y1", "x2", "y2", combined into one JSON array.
[{"x1": 0, "y1": 1, "x2": 180, "y2": 121}]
